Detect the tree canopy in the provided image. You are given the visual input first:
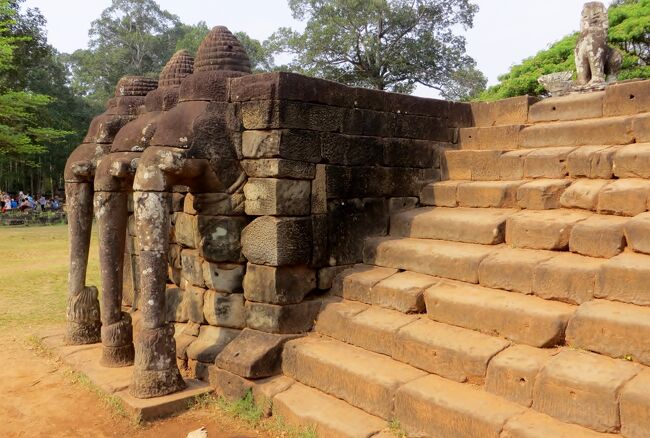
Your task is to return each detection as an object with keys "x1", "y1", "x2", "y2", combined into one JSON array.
[
  {"x1": 0, "y1": 0, "x2": 81, "y2": 194},
  {"x1": 479, "y1": 0, "x2": 650, "y2": 101},
  {"x1": 268, "y1": 0, "x2": 486, "y2": 100}
]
